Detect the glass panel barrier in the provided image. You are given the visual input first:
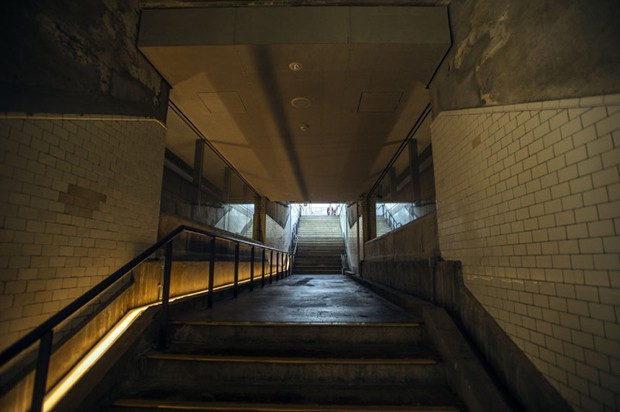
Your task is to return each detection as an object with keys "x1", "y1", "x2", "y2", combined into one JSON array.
[
  {"x1": 372, "y1": 109, "x2": 436, "y2": 236},
  {"x1": 161, "y1": 104, "x2": 259, "y2": 238}
]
